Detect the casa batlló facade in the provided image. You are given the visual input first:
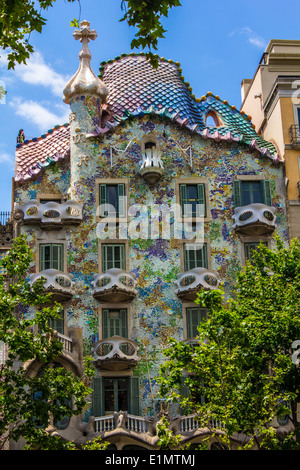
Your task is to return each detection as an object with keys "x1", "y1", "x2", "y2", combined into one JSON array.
[{"x1": 12, "y1": 21, "x2": 289, "y2": 450}]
